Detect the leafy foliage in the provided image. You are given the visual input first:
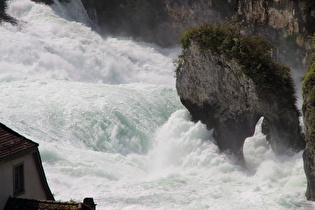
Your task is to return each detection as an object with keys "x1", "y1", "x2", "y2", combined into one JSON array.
[
  {"x1": 303, "y1": 58, "x2": 315, "y2": 97},
  {"x1": 303, "y1": 39, "x2": 315, "y2": 143},
  {"x1": 302, "y1": 35, "x2": 315, "y2": 96},
  {"x1": 179, "y1": 22, "x2": 297, "y2": 104},
  {"x1": 302, "y1": 34, "x2": 315, "y2": 128}
]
